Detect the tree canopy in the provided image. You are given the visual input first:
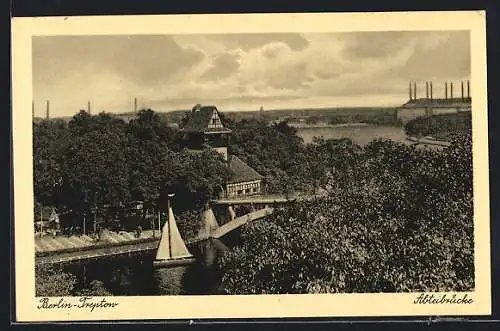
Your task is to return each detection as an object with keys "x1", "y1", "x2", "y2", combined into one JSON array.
[
  {"x1": 33, "y1": 109, "x2": 228, "y2": 234},
  {"x1": 218, "y1": 134, "x2": 473, "y2": 294}
]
